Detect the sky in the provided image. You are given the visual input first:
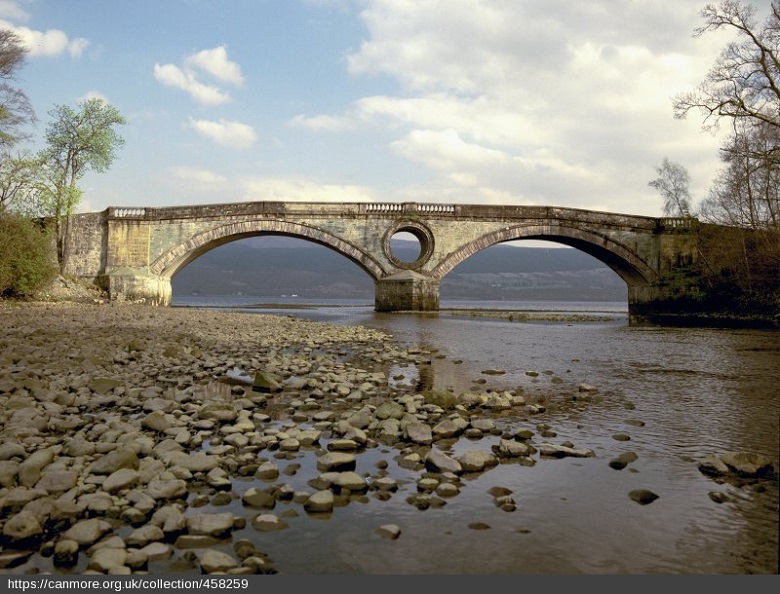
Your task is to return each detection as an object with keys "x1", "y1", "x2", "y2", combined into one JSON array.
[{"x1": 2, "y1": 0, "x2": 775, "y2": 218}]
